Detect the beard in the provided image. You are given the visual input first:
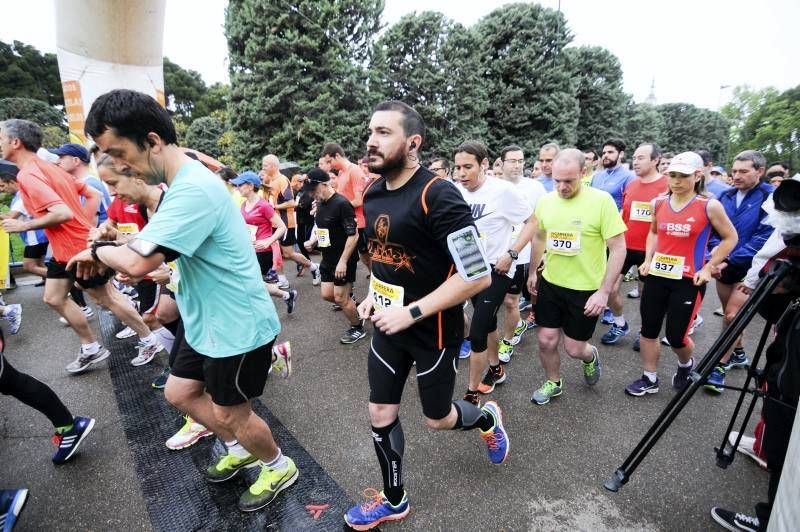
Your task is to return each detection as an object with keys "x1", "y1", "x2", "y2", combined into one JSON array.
[
  {"x1": 368, "y1": 145, "x2": 407, "y2": 175},
  {"x1": 602, "y1": 156, "x2": 618, "y2": 169}
]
